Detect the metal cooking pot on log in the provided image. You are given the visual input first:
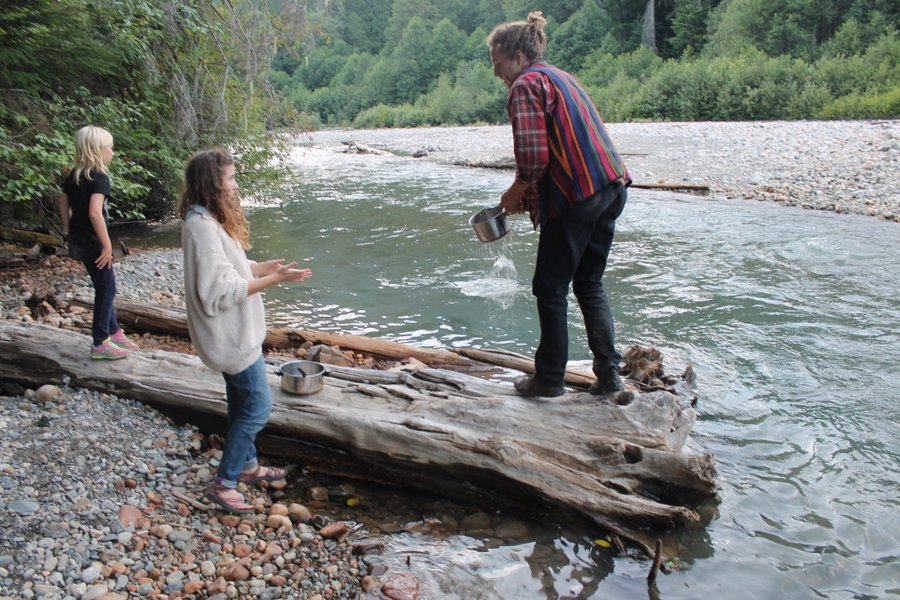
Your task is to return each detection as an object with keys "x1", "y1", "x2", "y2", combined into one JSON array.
[{"x1": 275, "y1": 360, "x2": 326, "y2": 395}]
